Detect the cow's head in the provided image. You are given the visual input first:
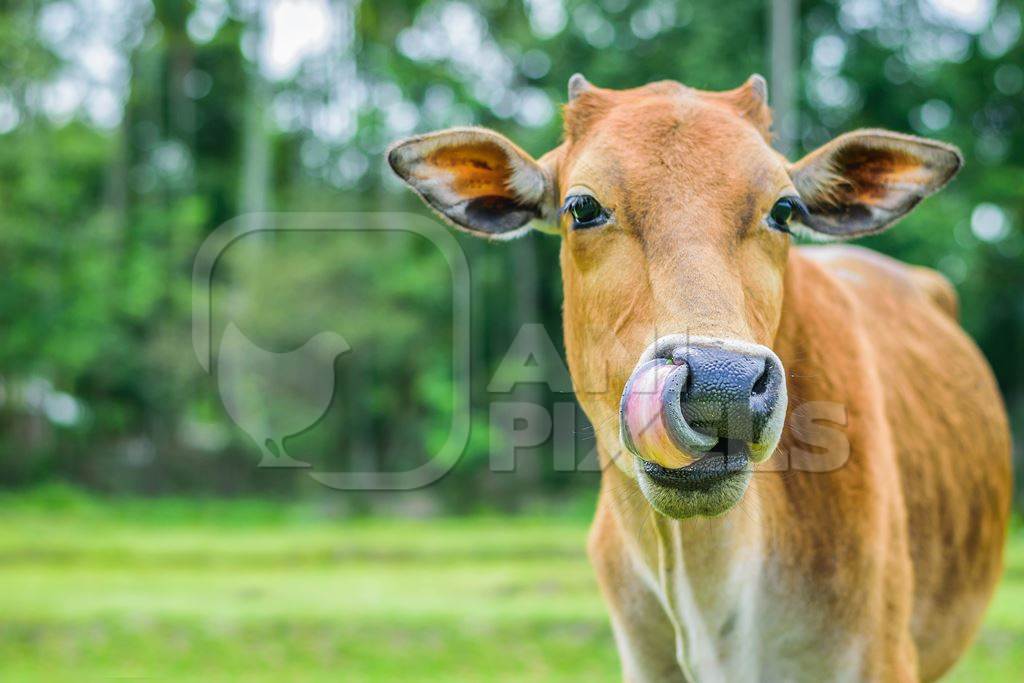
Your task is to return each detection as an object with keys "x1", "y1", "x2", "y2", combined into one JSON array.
[{"x1": 388, "y1": 75, "x2": 961, "y2": 518}]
